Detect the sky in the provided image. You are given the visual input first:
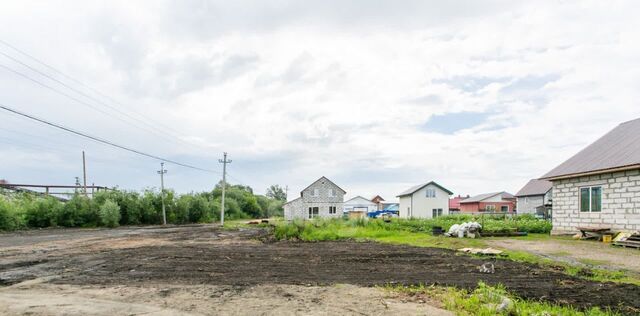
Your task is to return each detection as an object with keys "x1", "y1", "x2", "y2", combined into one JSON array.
[{"x1": 1, "y1": 1, "x2": 639, "y2": 201}]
